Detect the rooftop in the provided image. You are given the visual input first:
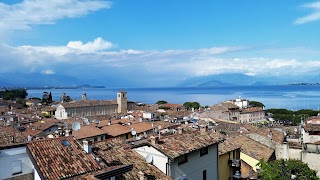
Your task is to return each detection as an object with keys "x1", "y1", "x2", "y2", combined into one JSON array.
[
  {"x1": 27, "y1": 137, "x2": 102, "y2": 180},
  {"x1": 61, "y1": 100, "x2": 117, "y2": 108},
  {"x1": 0, "y1": 126, "x2": 27, "y2": 147},
  {"x1": 94, "y1": 138, "x2": 172, "y2": 180},
  {"x1": 150, "y1": 131, "x2": 223, "y2": 159},
  {"x1": 101, "y1": 124, "x2": 131, "y2": 137},
  {"x1": 241, "y1": 107, "x2": 264, "y2": 113},
  {"x1": 231, "y1": 136, "x2": 274, "y2": 161},
  {"x1": 219, "y1": 139, "x2": 241, "y2": 155},
  {"x1": 72, "y1": 125, "x2": 106, "y2": 139}
]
